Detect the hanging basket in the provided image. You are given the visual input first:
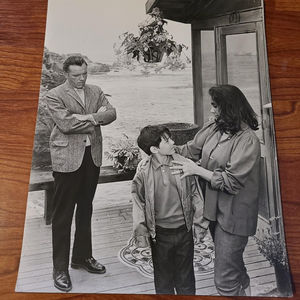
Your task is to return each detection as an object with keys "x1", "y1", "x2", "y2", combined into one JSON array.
[{"x1": 143, "y1": 47, "x2": 165, "y2": 63}]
